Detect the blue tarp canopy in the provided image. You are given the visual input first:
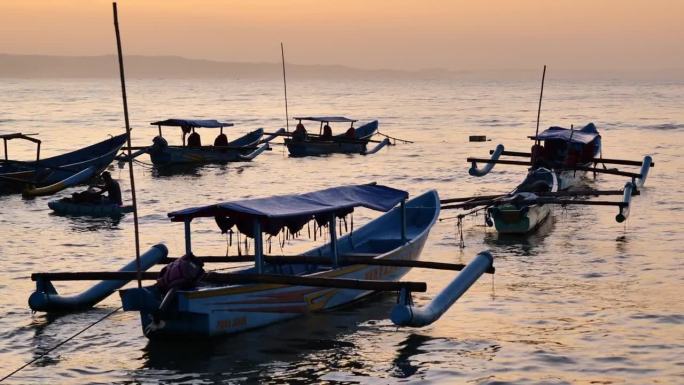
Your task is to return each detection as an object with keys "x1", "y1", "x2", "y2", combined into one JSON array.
[
  {"x1": 293, "y1": 116, "x2": 357, "y2": 123},
  {"x1": 168, "y1": 184, "x2": 408, "y2": 237},
  {"x1": 529, "y1": 123, "x2": 599, "y2": 144},
  {"x1": 150, "y1": 119, "x2": 234, "y2": 128}
]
